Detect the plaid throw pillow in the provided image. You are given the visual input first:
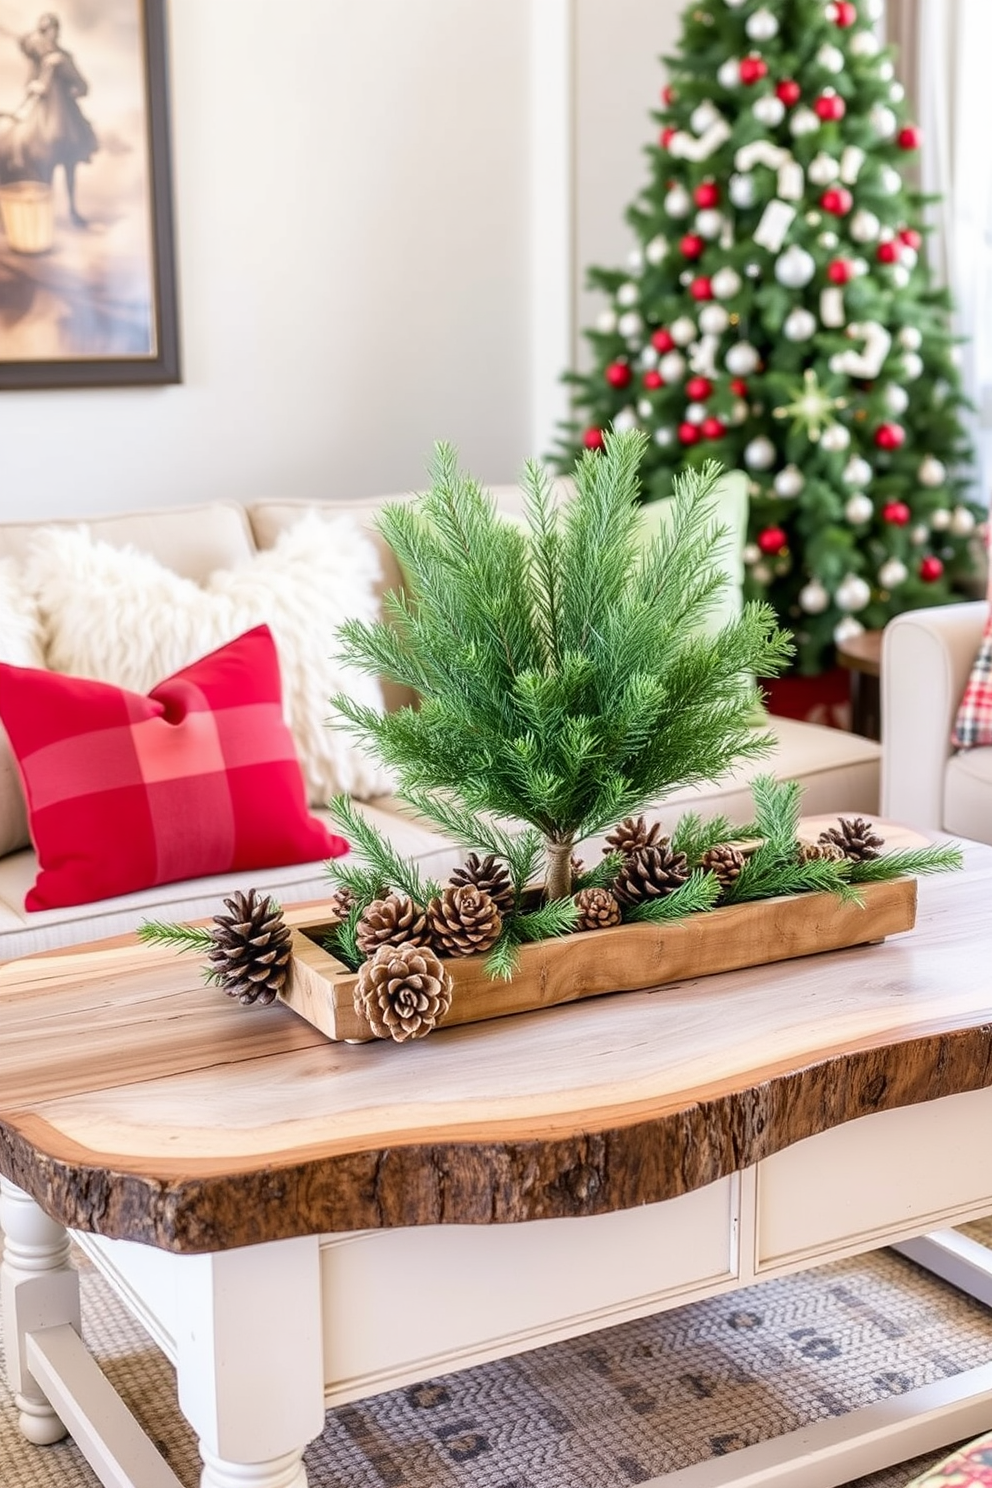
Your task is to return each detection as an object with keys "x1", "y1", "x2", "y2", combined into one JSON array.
[
  {"x1": 906, "y1": 1431, "x2": 992, "y2": 1485},
  {"x1": 952, "y1": 526, "x2": 992, "y2": 749},
  {"x1": 0, "y1": 625, "x2": 347, "y2": 912}
]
